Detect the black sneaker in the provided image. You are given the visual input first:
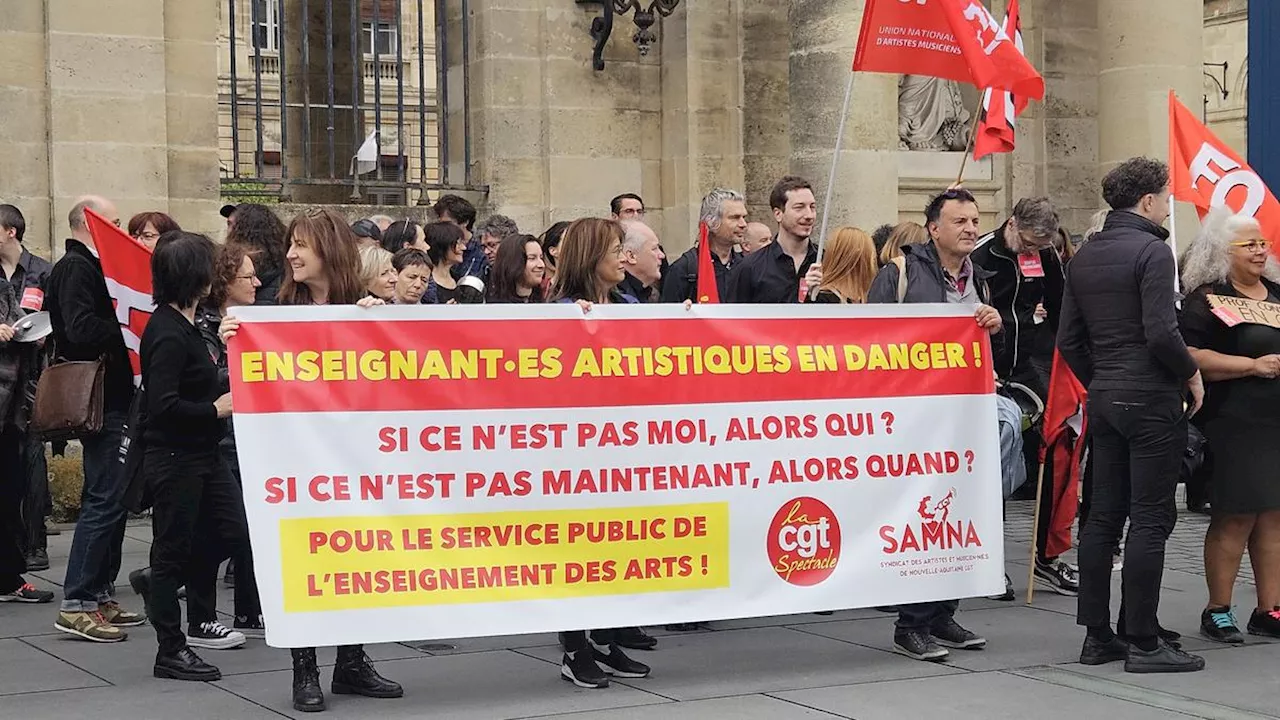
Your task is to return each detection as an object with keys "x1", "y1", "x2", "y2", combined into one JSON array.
[
  {"x1": 1247, "y1": 607, "x2": 1280, "y2": 638},
  {"x1": 187, "y1": 621, "x2": 247, "y2": 650},
  {"x1": 893, "y1": 630, "x2": 949, "y2": 662},
  {"x1": 591, "y1": 643, "x2": 650, "y2": 678},
  {"x1": 233, "y1": 614, "x2": 266, "y2": 639},
  {"x1": 1034, "y1": 560, "x2": 1079, "y2": 596},
  {"x1": 561, "y1": 650, "x2": 608, "y2": 688},
  {"x1": 1200, "y1": 607, "x2": 1243, "y2": 644},
  {"x1": 25, "y1": 549, "x2": 49, "y2": 572},
  {"x1": 989, "y1": 573, "x2": 1015, "y2": 602},
  {"x1": 1079, "y1": 635, "x2": 1129, "y2": 665},
  {"x1": 610, "y1": 627, "x2": 657, "y2": 651},
  {"x1": 1125, "y1": 639, "x2": 1205, "y2": 673},
  {"x1": 0, "y1": 583, "x2": 54, "y2": 603},
  {"x1": 931, "y1": 618, "x2": 986, "y2": 649}
]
